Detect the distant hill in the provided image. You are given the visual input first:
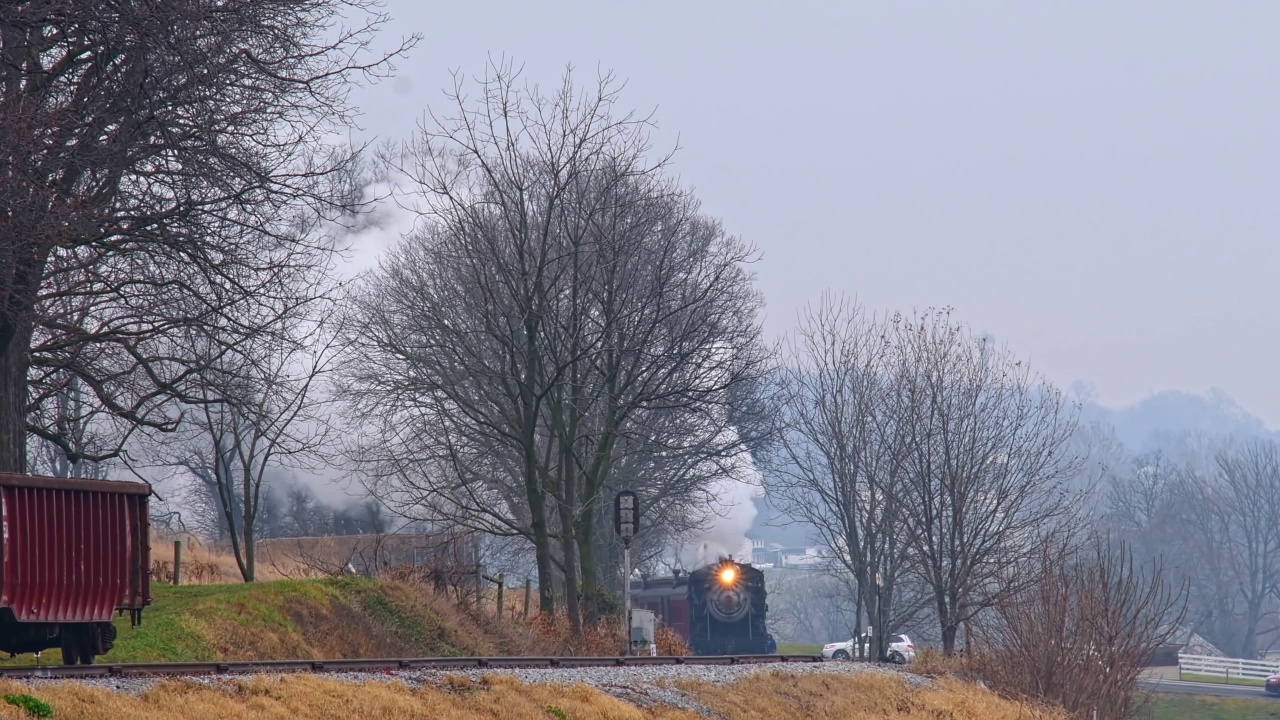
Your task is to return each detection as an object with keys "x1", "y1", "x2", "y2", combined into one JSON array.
[
  {"x1": 749, "y1": 386, "x2": 1277, "y2": 547},
  {"x1": 1077, "y1": 387, "x2": 1276, "y2": 452}
]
